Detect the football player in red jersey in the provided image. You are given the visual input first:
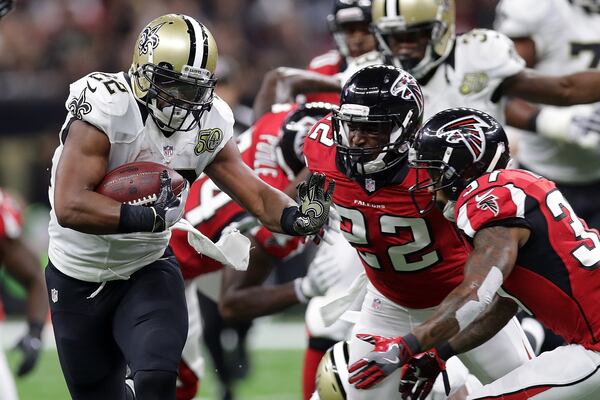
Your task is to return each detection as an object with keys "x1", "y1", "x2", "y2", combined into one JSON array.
[
  {"x1": 0, "y1": 189, "x2": 49, "y2": 400},
  {"x1": 170, "y1": 102, "x2": 341, "y2": 400},
  {"x1": 354, "y1": 107, "x2": 600, "y2": 399},
  {"x1": 304, "y1": 65, "x2": 534, "y2": 399},
  {"x1": 305, "y1": 0, "x2": 376, "y2": 104}
]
